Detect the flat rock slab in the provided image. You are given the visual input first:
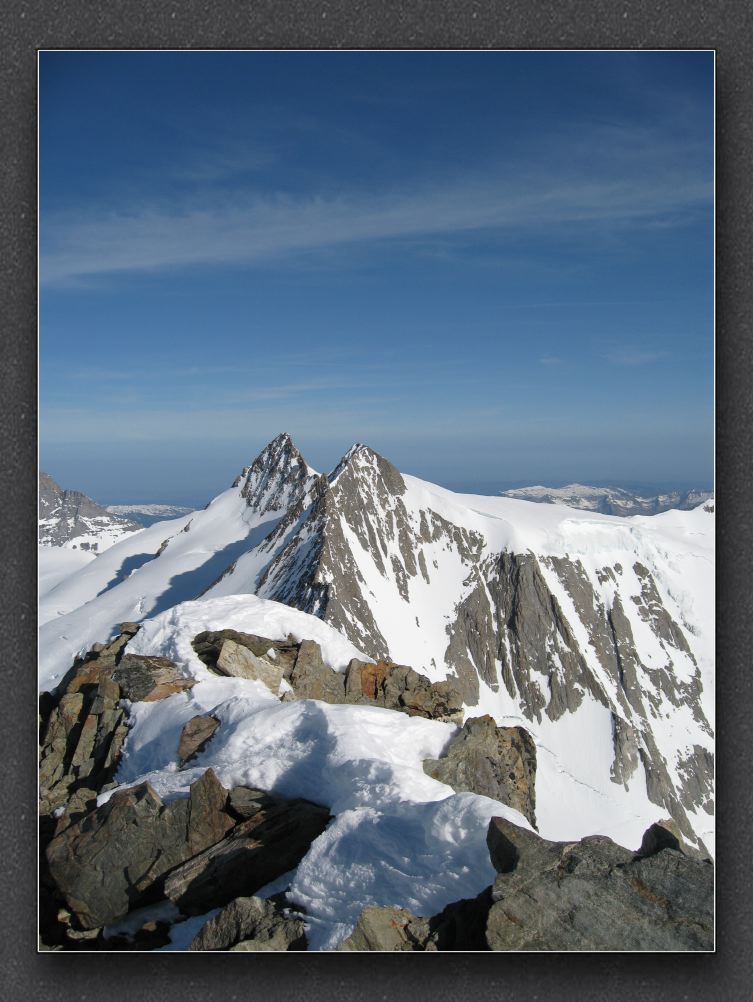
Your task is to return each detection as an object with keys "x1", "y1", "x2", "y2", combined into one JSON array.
[
  {"x1": 113, "y1": 654, "x2": 196, "y2": 702},
  {"x1": 164, "y1": 798, "x2": 331, "y2": 915},
  {"x1": 216, "y1": 639, "x2": 283, "y2": 693},
  {"x1": 190, "y1": 895, "x2": 306, "y2": 951},
  {"x1": 177, "y1": 714, "x2": 220, "y2": 766}
]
